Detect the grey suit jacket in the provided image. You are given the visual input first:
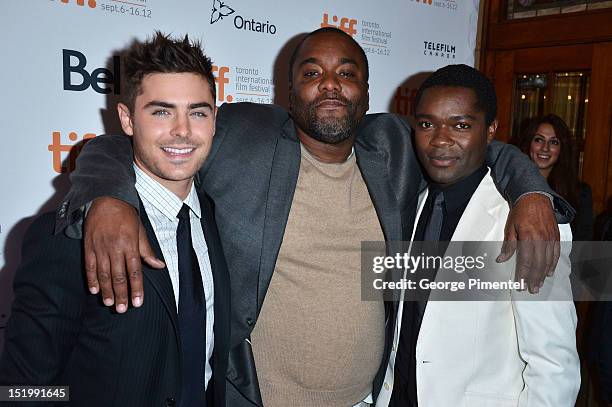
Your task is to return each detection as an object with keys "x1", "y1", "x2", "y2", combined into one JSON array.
[{"x1": 55, "y1": 102, "x2": 574, "y2": 406}]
